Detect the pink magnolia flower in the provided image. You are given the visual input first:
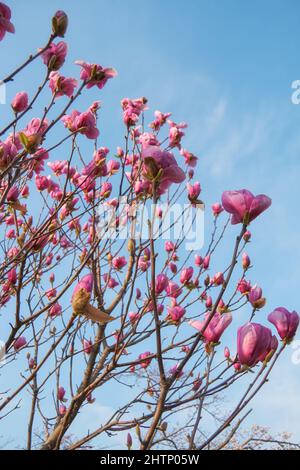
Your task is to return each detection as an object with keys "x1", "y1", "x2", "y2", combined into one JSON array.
[
  {"x1": 211, "y1": 202, "x2": 223, "y2": 217},
  {"x1": 155, "y1": 273, "x2": 169, "y2": 294},
  {"x1": 13, "y1": 336, "x2": 27, "y2": 351},
  {"x1": 168, "y1": 120, "x2": 187, "y2": 148},
  {"x1": 35, "y1": 175, "x2": 49, "y2": 191},
  {"x1": 11, "y1": 92, "x2": 28, "y2": 113},
  {"x1": 166, "y1": 281, "x2": 182, "y2": 299},
  {"x1": 180, "y1": 267, "x2": 194, "y2": 284},
  {"x1": 128, "y1": 311, "x2": 140, "y2": 323},
  {"x1": 112, "y1": 256, "x2": 127, "y2": 270},
  {"x1": 82, "y1": 338, "x2": 93, "y2": 354},
  {"x1": 6, "y1": 185, "x2": 19, "y2": 202},
  {"x1": 57, "y1": 386, "x2": 66, "y2": 401},
  {"x1": 107, "y1": 160, "x2": 120, "y2": 175},
  {"x1": 187, "y1": 182, "x2": 201, "y2": 202},
  {"x1": 59, "y1": 405, "x2": 67, "y2": 417},
  {"x1": 103, "y1": 273, "x2": 119, "y2": 289},
  {"x1": 189, "y1": 311, "x2": 232, "y2": 344},
  {"x1": 212, "y1": 272, "x2": 224, "y2": 286},
  {"x1": 268, "y1": 307, "x2": 299, "y2": 342},
  {"x1": 142, "y1": 145, "x2": 185, "y2": 195},
  {"x1": 121, "y1": 97, "x2": 147, "y2": 127},
  {"x1": 165, "y1": 241, "x2": 175, "y2": 253},
  {"x1": 221, "y1": 189, "x2": 271, "y2": 225},
  {"x1": 194, "y1": 255, "x2": 203, "y2": 267},
  {"x1": 237, "y1": 322, "x2": 278, "y2": 366},
  {"x1": 99, "y1": 182, "x2": 112, "y2": 198},
  {"x1": 49, "y1": 303, "x2": 62, "y2": 318},
  {"x1": 206, "y1": 296, "x2": 213, "y2": 308},
  {"x1": 75, "y1": 60, "x2": 117, "y2": 89},
  {"x1": 203, "y1": 255, "x2": 210, "y2": 269},
  {"x1": 62, "y1": 109, "x2": 99, "y2": 139},
  {"x1": 41, "y1": 41, "x2": 68, "y2": 70},
  {"x1": 49, "y1": 71, "x2": 77, "y2": 98},
  {"x1": 180, "y1": 148, "x2": 198, "y2": 167},
  {"x1": 167, "y1": 305, "x2": 186, "y2": 322},
  {"x1": 242, "y1": 252, "x2": 250, "y2": 269},
  {"x1": 149, "y1": 110, "x2": 171, "y2": 131},
  {"x1": 7, "y1": 268, "x2": 17, "y2": 284},
  {"x1": 138, "y1": 351, "x2": 152, "y2": 369},
  {"x1": 248, "y1": 285, "x2": 266, "y2": 309},
  {"x1": 46, "y1": 288, "x2": 57, "y2": 300},
  {"x1": 0, "y1": 2, "x2": 14, "y2": 41},
  {"x1": 224, "y1": 346, "x2": 230, "y2": 359}
]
